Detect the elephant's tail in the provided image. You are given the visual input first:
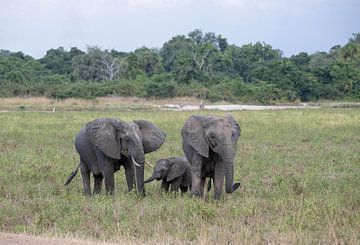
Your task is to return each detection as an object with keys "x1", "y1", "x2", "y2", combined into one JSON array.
[{"x1": 64, "y1": 164, "x2": 80, "y2": 186}]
